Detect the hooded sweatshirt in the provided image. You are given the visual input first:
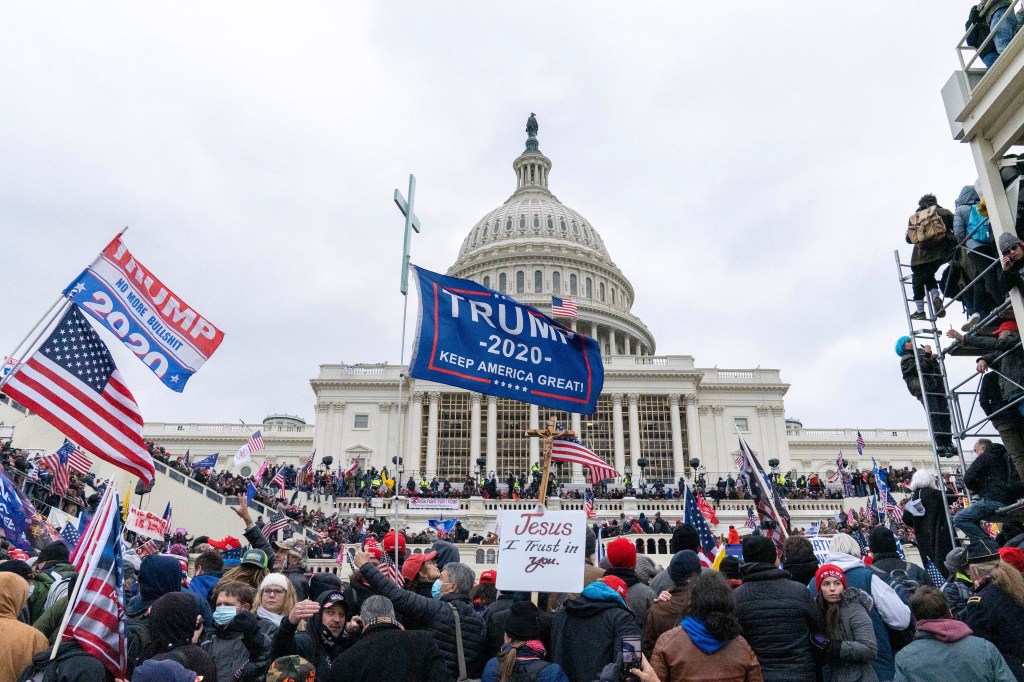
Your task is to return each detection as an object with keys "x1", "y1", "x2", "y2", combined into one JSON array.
[
  {"x1": 916, "y1": 618, "x2": 971, "y2": 643},
  {"x1": 147, "y1": 592, "x2": 217, "y2": 682},
  {"x1": 953, "y1": 185, "x2": 983, "y2": 249},
  {"x1": 551, "y1": 581, "x2": 638, "y2": 682},
  {"x1": 0, "y1": 572, "x2": 49, "y2": 682},
  {"x1": 817, "y1": 552, "x2": 911, "y2": 629},
  {"x1": 680, "y1": 616, "x2": 727, "y2": 654}
]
